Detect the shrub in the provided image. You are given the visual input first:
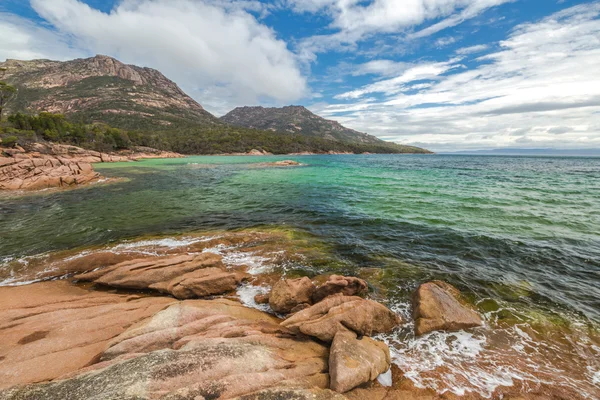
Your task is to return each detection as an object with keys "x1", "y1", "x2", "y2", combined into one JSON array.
[{"x1": 2, "y1": 135, "x2": 18, "y2": 148}]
